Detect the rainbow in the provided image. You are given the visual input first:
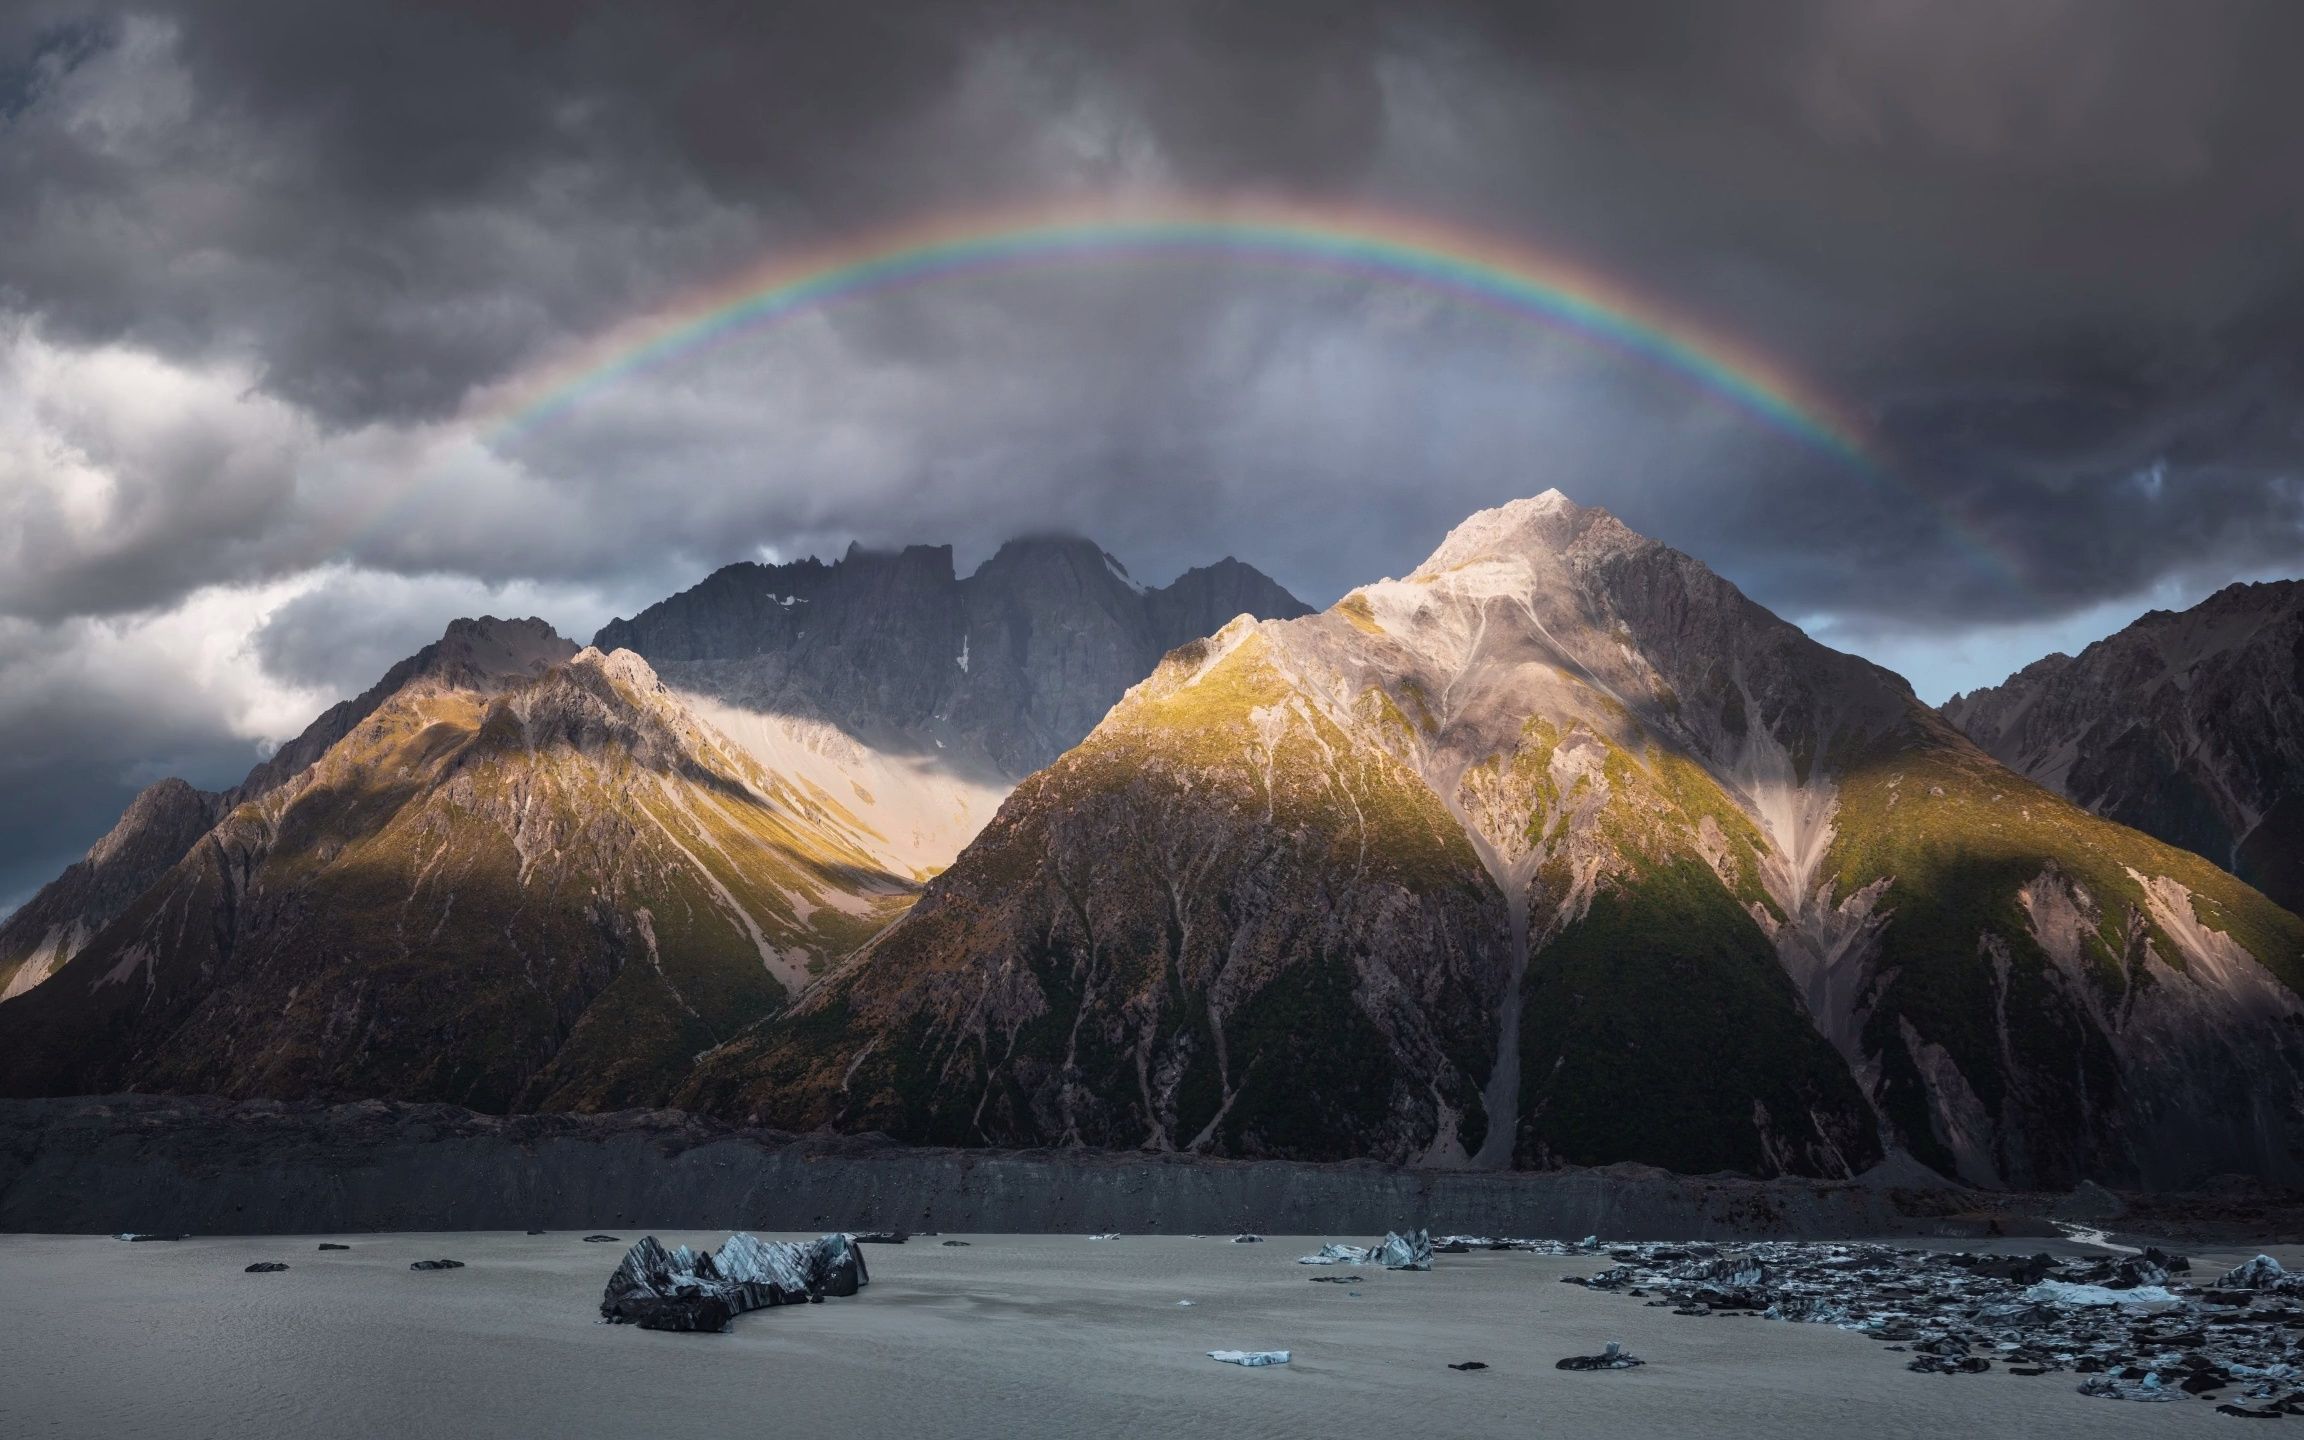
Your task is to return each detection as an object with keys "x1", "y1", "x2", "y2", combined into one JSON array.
[
  {"x1": 475, "y1": 197, "x2": 1878, "y2": 466},
  {"x1": 341, "y1": 197, "x2": 2020, "y2": 586}
]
